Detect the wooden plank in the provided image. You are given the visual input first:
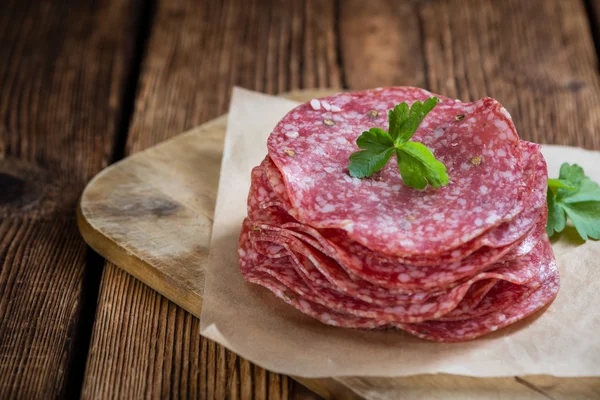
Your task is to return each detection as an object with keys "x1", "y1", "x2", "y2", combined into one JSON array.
[
  {"x1": 77, "y1": 90, "x2": 600, "y2": 400},
  {"x1": 0, "y1": 0, "x2": 143, "y2": 397},
  {"x1": 416, "y1": 0, "x2": 600, "y2": 149},
  {"x1": 81, "y1": 1, "x2": 340, "y2": 398},
  {"x1": 343, "y1": 0, "x2": 600, "y2": 149},
  {"x1": 80, "y1": 0, "x2": 600, "y2": 399},
  {"x1": 336, "y1": 0, "x2": 600, "y2": 397},
  {"x1": 339, "y1": 0, "x2": 426, "y2": 89},
  {"x1": 585, "y1": 0, "x2": 600, "y2": 59}
]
